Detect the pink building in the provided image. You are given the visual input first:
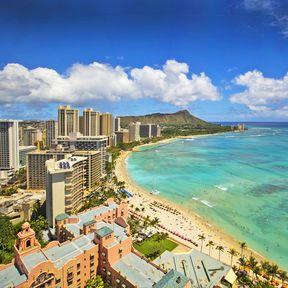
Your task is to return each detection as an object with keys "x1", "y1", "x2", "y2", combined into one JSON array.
[{"x1": 0, "y1": 199, "x2": 191, "y2": 288}]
